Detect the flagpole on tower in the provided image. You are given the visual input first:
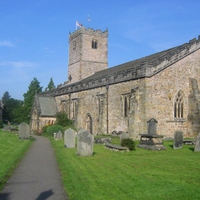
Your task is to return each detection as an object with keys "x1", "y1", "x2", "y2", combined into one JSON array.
[{"x1": 87, "y1": 15, "x2": 90, "y2": 28}]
